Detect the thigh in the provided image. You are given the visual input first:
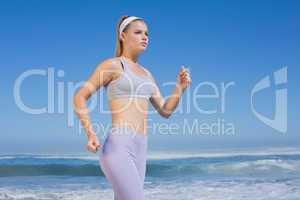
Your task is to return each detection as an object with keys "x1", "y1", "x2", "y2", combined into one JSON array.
[
  {"x1": 99, "y1": 134, "x2": 145, "y2": 200},
  {"x1": 133, "y1": 137, "x2": 148, "y2": 184}
]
